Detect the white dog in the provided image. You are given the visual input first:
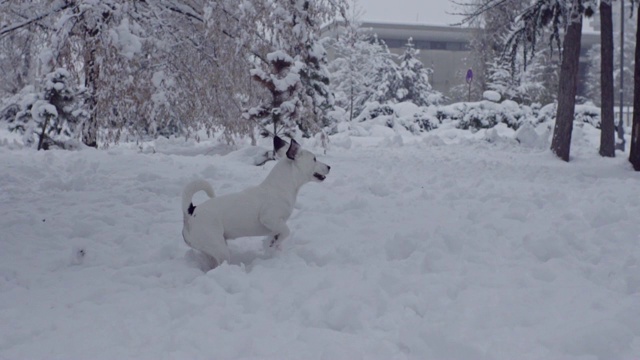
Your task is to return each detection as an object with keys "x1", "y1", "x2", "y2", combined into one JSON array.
[{"x1": 181, "y1": 136, "x2": 330, "y2": 267}]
